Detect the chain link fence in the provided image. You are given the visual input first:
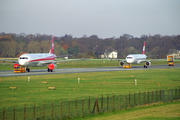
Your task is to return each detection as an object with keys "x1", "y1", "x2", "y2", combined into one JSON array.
[{"x1": 1, "y1": 87, "x2": 180, "y2": 120}]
